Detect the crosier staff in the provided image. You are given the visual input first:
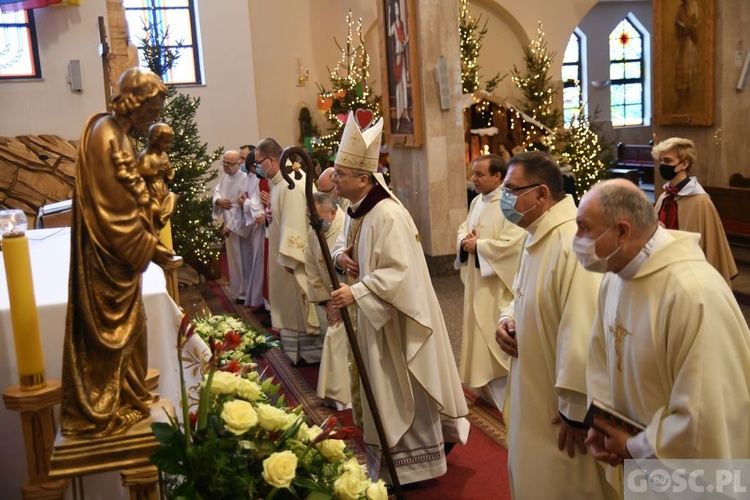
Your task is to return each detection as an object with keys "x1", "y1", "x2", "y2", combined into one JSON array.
[{"x1": 278, "y1": 147, "x2": 404, "y2": 500}]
